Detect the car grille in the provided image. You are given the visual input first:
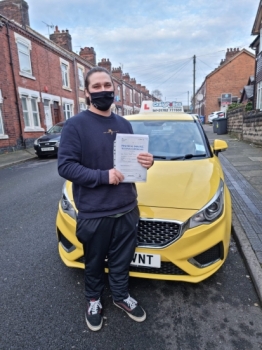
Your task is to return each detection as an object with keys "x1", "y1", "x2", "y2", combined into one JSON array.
[
  {"x1": 137, "y1": 219, "x2": 181, "y2": 248},
  {"x1": 39, "y1": 141, "x2": 57, "y2": 146}
]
